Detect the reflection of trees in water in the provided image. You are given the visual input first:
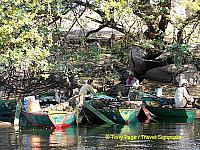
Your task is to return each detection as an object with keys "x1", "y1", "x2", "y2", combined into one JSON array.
[
  {"x1": 76, "y1": 124, "x2": 125, "y2": 149},
  {"x1": 137, "y1": 121, "x2": 199, "y2": 149},
  {"x1": 75, "y1": 123, "x2": 141, "y2": 149}
]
